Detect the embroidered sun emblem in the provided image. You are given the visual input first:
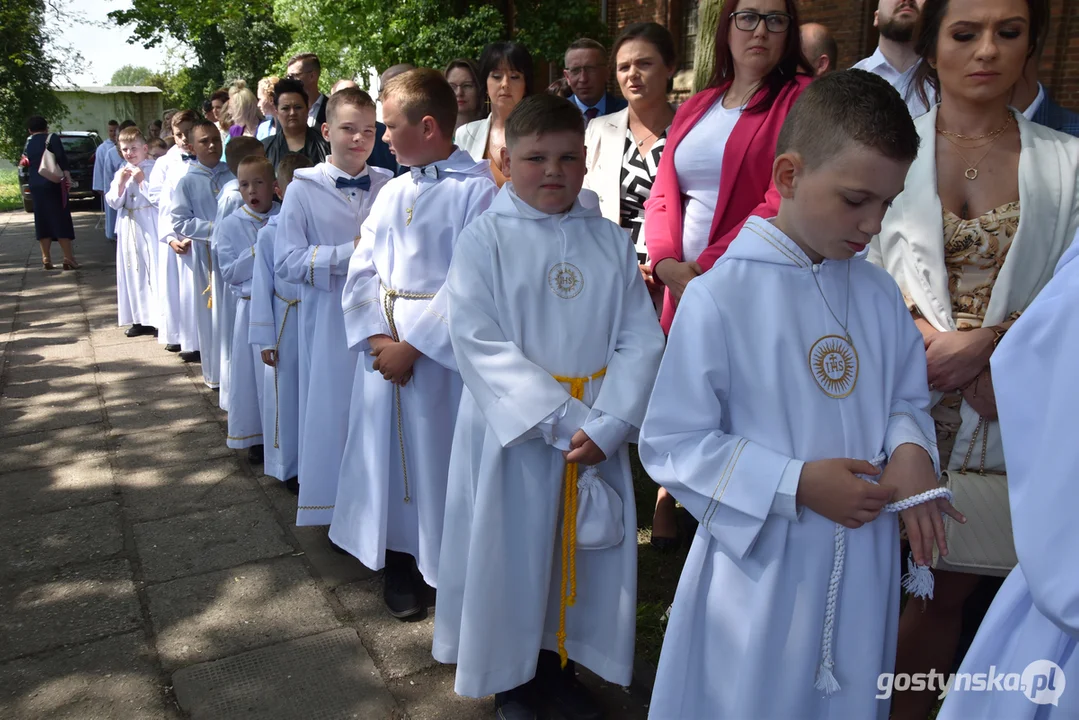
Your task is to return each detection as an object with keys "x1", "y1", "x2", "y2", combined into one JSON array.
[
  {"x1": 809, "y1": 335, "x2": 859, "y2": 399},
  {"x1": 548, "y1": 262, "x2": 583, "y2": 299}
]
